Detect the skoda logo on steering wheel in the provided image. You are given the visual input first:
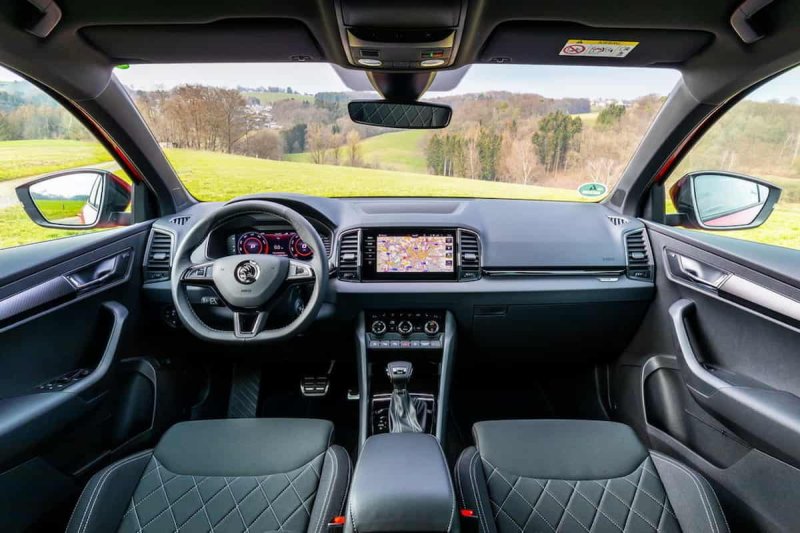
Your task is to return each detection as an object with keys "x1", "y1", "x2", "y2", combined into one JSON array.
[{"x1": 235, "y1": 260, "x2": 260, "y2": 285}]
